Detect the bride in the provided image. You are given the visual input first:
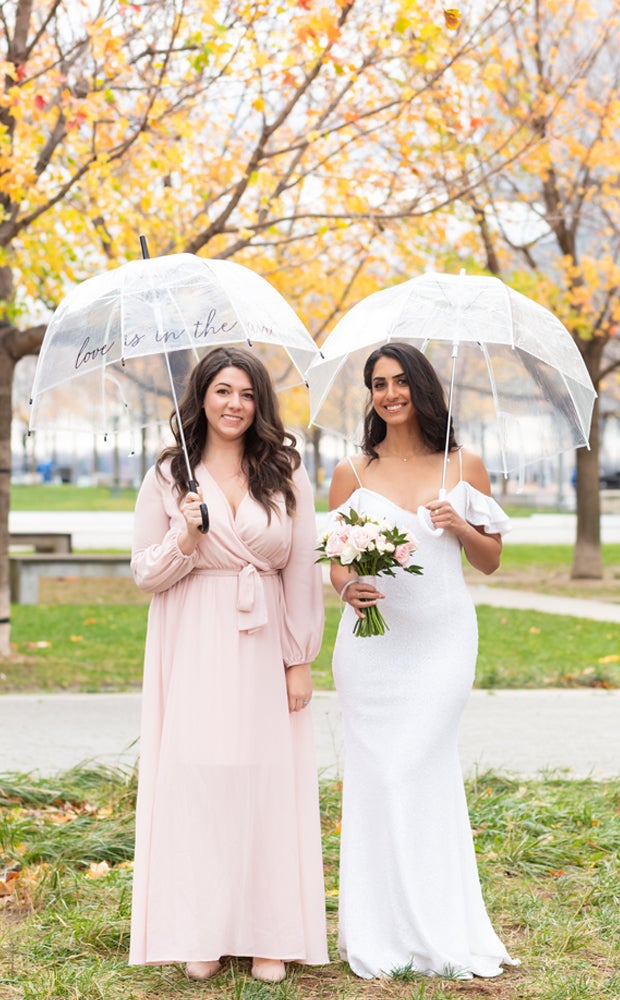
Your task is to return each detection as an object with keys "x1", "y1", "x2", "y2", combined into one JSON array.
[{"x1": 328, "y1": 342, "x2": 518, "y2": 980}]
